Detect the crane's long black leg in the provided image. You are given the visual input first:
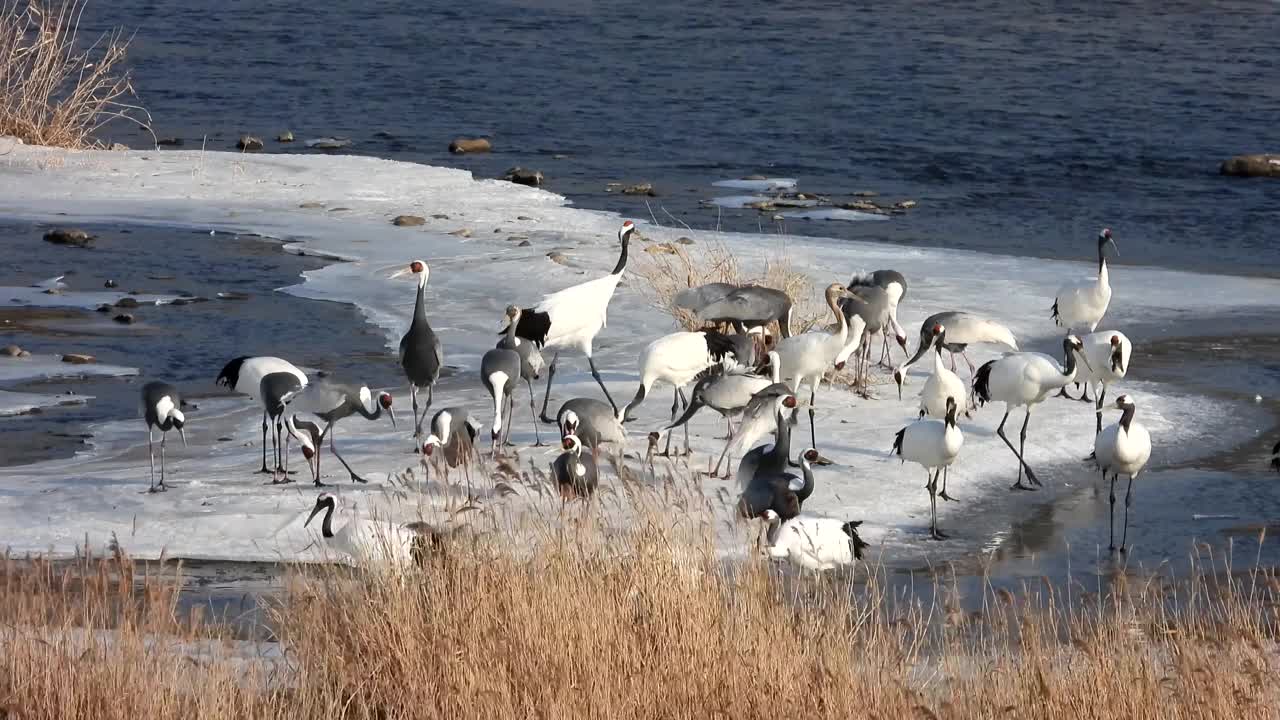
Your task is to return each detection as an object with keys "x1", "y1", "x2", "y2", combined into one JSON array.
[
  {"x1": 328, "y1": 424, "x2": 367, "y2": 484},
  {"x1": 1120, "y1": 472, "x2": 1137, "y2": 553},
  {"x1": 587, "y1": 354, "x2": 618, "y2": 415},
  {"x1": 662, "y1": 387, "x2": 677, "y2": 457},
  {"x1": 158, "y1": 432, "x2": 168, "y2": 491},
  {"x1": 312, "y1": 427, "x2": 327, "y2": 487},
  {"x1": 678, "y1": 387, "x2": 691, "y2": 456},
  {"x1": 808, "y1": 384, "x2": 818, "y2": 450},
  {"x1": 939, "y1": 466, "x2": 955, "y2": 501},
  {"x1": 1107, "y1": 470, "x2": 1116, "y2": 552},
  {"x1": 539, "y1": 353, "x2": 560, "y2": 424},
  {"x1": 147, "y1": 429, "x2": 157, "y2": 492},
  {"x1": 996, "y1": 410, "x2": 1039, "y2": 490},
  {"x1": 258, "y1": 411, "x2": 271, "y2": 474},
  {"x1": 1019, "y1": 409, "x2": 1041, "y2": 487},
  {"x1": 525, "y1": 378, "x2": 542, "y2": 446}
]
